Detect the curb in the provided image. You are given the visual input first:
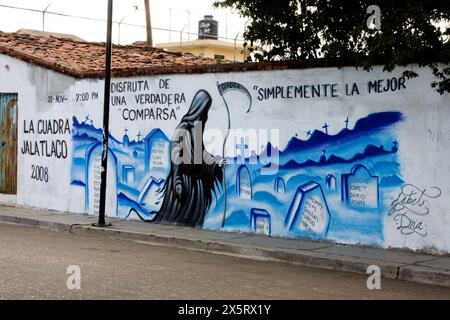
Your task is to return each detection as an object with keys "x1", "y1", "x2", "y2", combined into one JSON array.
[{"x1": 0, "y1": 214, "x2": 449, "y2": 288}]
